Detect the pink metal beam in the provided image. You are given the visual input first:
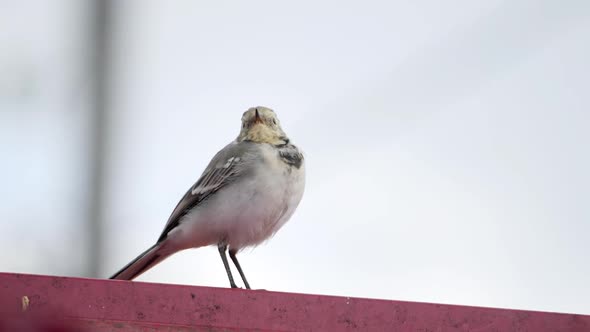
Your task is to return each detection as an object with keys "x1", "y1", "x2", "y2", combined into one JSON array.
[{"x1": 0, "y1": 272, "x2": 588, "y2": 331}]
